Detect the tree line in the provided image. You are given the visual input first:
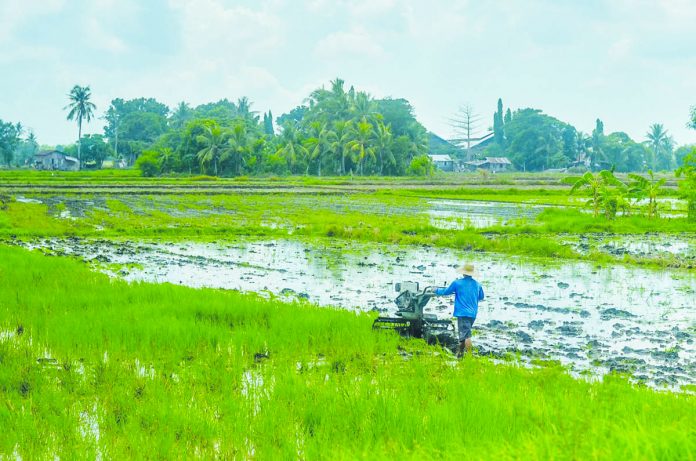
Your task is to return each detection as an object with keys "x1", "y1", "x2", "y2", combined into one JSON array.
[
  {"x1": 51, "y1": 79, "x2": 429, "y2": 176},
  {"x1": 1, "y1": 83, "x2": 695, "y2": 177},
  {"x1": 472, "y1": 99, "x2": 693, "y2": 173}
]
